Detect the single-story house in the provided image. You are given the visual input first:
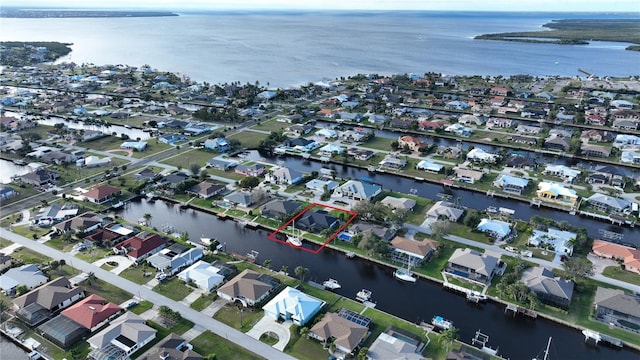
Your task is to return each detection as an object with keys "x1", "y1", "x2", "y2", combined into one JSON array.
[
  {"x1": 309, "y1": 312, "x2": 369, "y2": 355},
  {"x1": 223, "y1": 191, "x2": 255, "y2": 207},
  {"x1": 380, "y1": 196, "x2": 416, "y2": 211},
  {"x1": 295, "y1": 209, "x2": 340, "y2": 233},
  {"x1": 543, "y1": 165, "x2": 580, "y2": 183},
  {"x1": 266, "y1": 166, "x2": 303, "y2": 185},
  {"x1": 346, "y1": 222, "x2": 396, "y2": 242},
  {"x1": 466, "y1": 148, "x2": 499, "y2": 163},
  {"x1": 87, "y1": 312, "x2": 157, "y2": 359},
  {"x1": 520, "y1": 267, "x2": 574, "y2": 308},
  {"x1": 592, "y1": 240, "x2": 640, "y2": 275},
  {"x1": 53, "y1": 212, "x2": 106, "y2": 234},
  {"x1": 493, "y1": 174, "x2": 529, "y2": 195},
  {"x1": 445, "y1": 248, "x2": 501, "y2": 284},
  {"x1": 305, "y1": 179, "x2": 339, "y2": 193},
  {"x1": 177, "y1": 261, "x2": 225, "y2": 293},
  {"x1": 262, "y1": 286, "x2": 325, "y2": 326},
  {"x1": 38, "y1": 314, "x2": 88, "y2": 349},
  {"x1": 333, "y1": 180, "x2": 382, "y2": 201},
  {"x1": 528, "y1": 228, "x2": 576, "y2": 256},
  {"x1": 137, "y1": 333, "x2": 203, "y2": 360},
  {"x1": 13, "y1": 277, "x2": 85, "y2": 326},
  {"x1": 367, "y1": 326, "x2": 425, "y2": 360},
  {"x1": 18, "y1": 168, "x2": 59, "y2": 186},
  {"x1": 585, "y1": 193, "x2": 631, "y2": 214},
  {"x1": 452, "y1": 167, "x2": 483, "y2": 184},
  {"x1": 120, "y1": 141, "x2": 147, "y2": 151},
  {"x1": 206, "y1": 157, "x2": 238, "y2": 170},
  {"x1": 415, "y1": 160, "x2": 444, "y2": 173},
  {"x1": 0, "y1": 264, "x2": 48, "y2": 296},
  {"x1": 114, "y1": 232, "x2": 167, "y2": 262},
  {"x1": 217, "y1": 269, "x2": 279, "y2": 307},
  {"x1": 186, "y1": 181, "x2": 226, "y2": 199},
  {"x1": 147, "y1": 246, "x2": 203, "y2": 276},
  {"x1": 61, "y1": 294, "x2": 122, "y2": 332},
  {"x1": 260, "y1": 199, "x2": 303, "y2": 220},
  {"x1": 204, "y1": 138, "x2": 230, "y2": 152},
  {"x1": 83, "y1": 184, "x2": 122, "y2": 204},
  {"x1": 426, "y1": 201, "x2": 464, "y2": 222},
  {"x1": 594, "y1": 287, "x2": 640, "y2": 334},
  {"x1": 476, "y1": 218, "x2": 512, "y2": 241},
  {"x1": 158, "y1": 133, "x2": 187, "y2": 145},
  {"x1": 536, "y1": 182, "x2": 578, "y2": 207},
  {"x1": 379, "y1": 155, "x2": 407, "y2": 170},
  {"x1": 235, "y1": 163, "x2": 265, "y2": 177}
]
